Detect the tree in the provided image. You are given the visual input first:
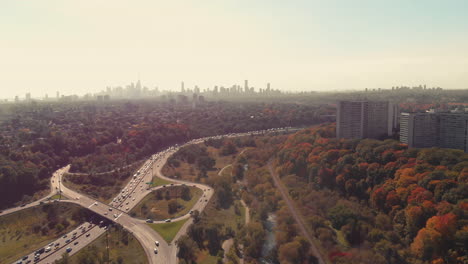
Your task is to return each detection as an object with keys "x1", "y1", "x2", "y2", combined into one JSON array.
[
  {"x1": 168, "y1": 200, "x2": 180, "y2": 214},
  {"x1": 177, "y1": 235, "x2": 198, "y2": 263},
  {"x1": 328, "y1": 203, "x2": 357, "y2": 229},
  {"x1": 221, "y1": 141, "x2": 237, "y2": 156},
  {"x1": 181, "y1": 186, "x2": 191, "y2": 201}
]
